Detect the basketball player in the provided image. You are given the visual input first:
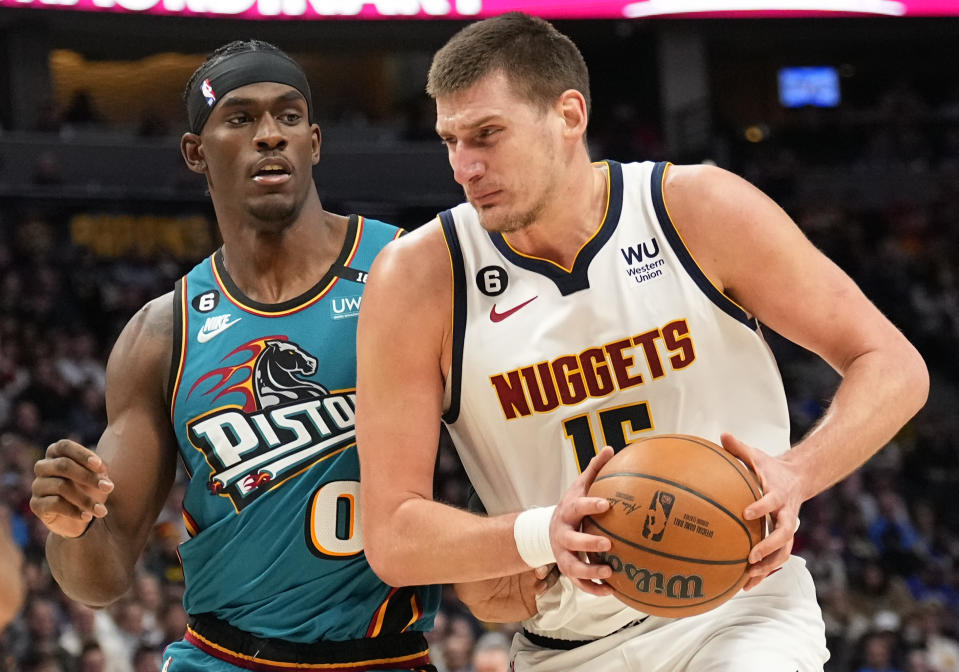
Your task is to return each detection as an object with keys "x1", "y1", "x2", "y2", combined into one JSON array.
[
  {"x1": 29, "y1": 41, "x2": 442, "y2": 671},
  {"x1": 355, "y1": 13, "x2": 929, "y2": 671}
]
